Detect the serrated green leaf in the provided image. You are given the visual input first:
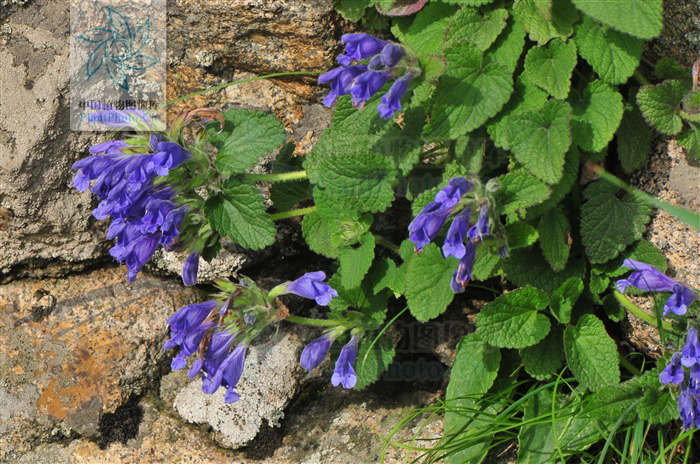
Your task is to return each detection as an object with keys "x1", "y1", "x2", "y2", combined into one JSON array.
[
  {"x1": 204, "y1": 184, "x2": 276, "y2": 250},
  {"x1": 594, "y1": 239, "x2": 668, "y2": 278},
  {"x1": 580, "y1": 180, "x2": 653, "y2": 264},
  {"x1": 574, "y1": 15, "x2": 643, "y2": 85},
  {"x1": 472, "y1": 250, "x2": 501, "y2": 281},
  {"x1": 333, "y1": 0, "x2": 372, "y2": 21},
  {"x1": 569, "y1": 80, "x2": 624, "y2": 153},
  {"x1": 526, "y1": 147, "x2": 580, "y2": 219},
  {"x1": 405, "y1": 243, "x2": 458, "y2": 321},
  {"x1": 338, "y1": 234, "x2": 376, "y2": 290},
  {"x1": 585, "y1": 377, "x2": 643, "y2": 422},
  {"x1": 571, "y1": 0, "x2": 662, "y2": 40},
  {"x1": 424, "y1": 41, "x2": 514, "y2": 141},
  {"x1": 207, "y1": 108, "x2": 286, "y2": 175},
  {"x1": 354, "y1": 335, "x2": 395, "y2": 390},
  {"x1": 488, "y1": 15, "x2": 527, "y2": 73},
  {"x1": 603, "y1": 294, "x2": 625, "y2": 322},
  {"x1": 477, "y1": 288, "x2": 551, "y2": 349},
  {"x1": 504, "y1": 249, "x2": 585, "y2": 294},
  {"x1": 451, "y1": 132, "x2": 485, "y2": 175},
  {"x1": 506, "y1": 221, "x2": 539, "y2": 249},
  {"x1": 618, "y1": 90, "x2": 653, "y2": 173},
  {"x1": 327, "y1": 273, "x2": 388, "y2": 319},
  {"x1": 487, "y1": 73, "x2": 549, "y2": 151},
  {"x1": 508, "y1": 100, "x2": 573, "y2": 184},
  {"x1": 590, "y1": 272, "x2": 610, "y2": 295},
  {"x1": 636, "y1": 375, "x2": 678, "y2": 424},
  {"x1": 678, "y1": 122, "x2": 700, "y2": 163},
  {"x1": 524, "y1": 39, "x2": 577, "y2": 100},
  {"x1": 564, "y1": 314, "x2": 620, "y2": 392},
  {"x1": 269, "y1": 180, "x2": 312, "y2": 212},
  {"x1": 537, "y1": 208, "x2": 571, "y2": 271},
  {"x1": 655, "y1": 58, "x2": 689, "y2": 81},
  {"x1": 513, "y1": 0, "x2": 578, "y2": 45},
  {"x1": 447, "y1": 7, "x2": 509, "y2": 52},
  {"x1": 494, "y1": 171, "x2": 552, "y2": 220},
  {"x1": 301, "y1": 211, "x2": 339, "y2": 259},
  {"x1": 401, "y1": 2, "x2": 457, "y2": 55},
  {"x1": 519, "y1": 326, "x2": 565, "y2": 380},
  {"x1": 318, "y1": 153, "x2": 397, "y2": 213},
  {"x1": 411, "y1": 185, "x2": 440, "y2": 216},
  {"x1": 371, "y1": 258, "x2": 402, "y2": 297},
  {"x1": 636, "y1": 80, "x2": 688, "y2": 135},
  {"x1": 440, "y1": 0, "x2": 495, "y2": 5},
  {"x1": 549, "y1": 277, "x2": 583, "y2": 324}
]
